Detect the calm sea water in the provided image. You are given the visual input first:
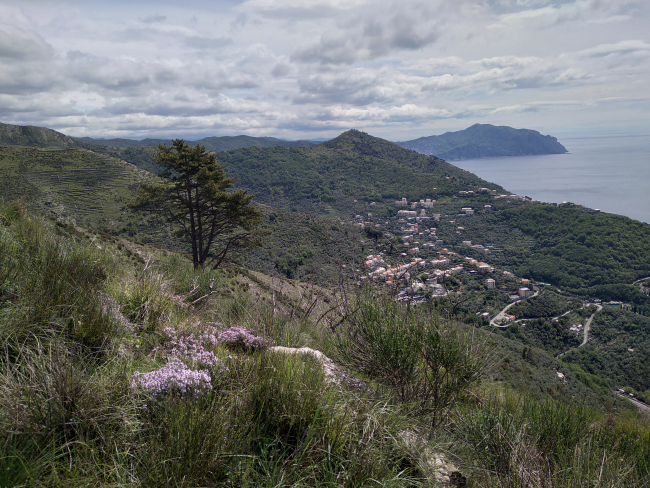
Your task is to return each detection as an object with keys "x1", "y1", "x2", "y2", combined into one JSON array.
[{"x1": 451, "y1": 133, "x2": 650, "y2": 224}]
